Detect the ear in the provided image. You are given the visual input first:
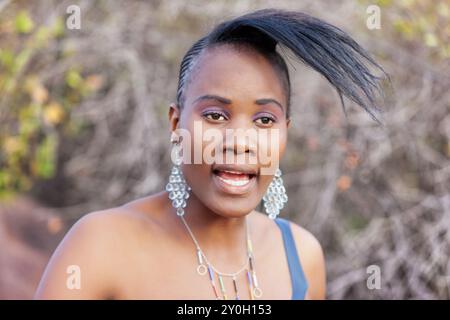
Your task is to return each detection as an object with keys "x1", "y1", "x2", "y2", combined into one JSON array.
[
  {"x1": 286, "y1": 117, "x2": 291, "y2": 129},
  {"x1": 168, "y1": 103, "x2": 180, "y2": 133}
]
